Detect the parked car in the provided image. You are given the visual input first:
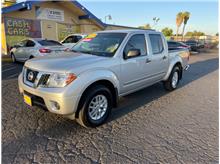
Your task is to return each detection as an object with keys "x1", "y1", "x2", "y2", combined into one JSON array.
[
  {"x1": 167, "y1": 40, "x2": 191, "y2": 51},
  {"x1": 61, "y1": 34, "x2": 87, "y2": 49},
  {"x1": 184, "y1": 40, "x2": 200, "y2": 51},
  {"x1": 18, "y1": 30, "x2": 190, "y2": 127},
  {"x1": 197, "y1": 41, "x2": 205, "y2": 49},
  {"x1": 10, "y1": 38, "x2": 67, "y2": 62}
]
